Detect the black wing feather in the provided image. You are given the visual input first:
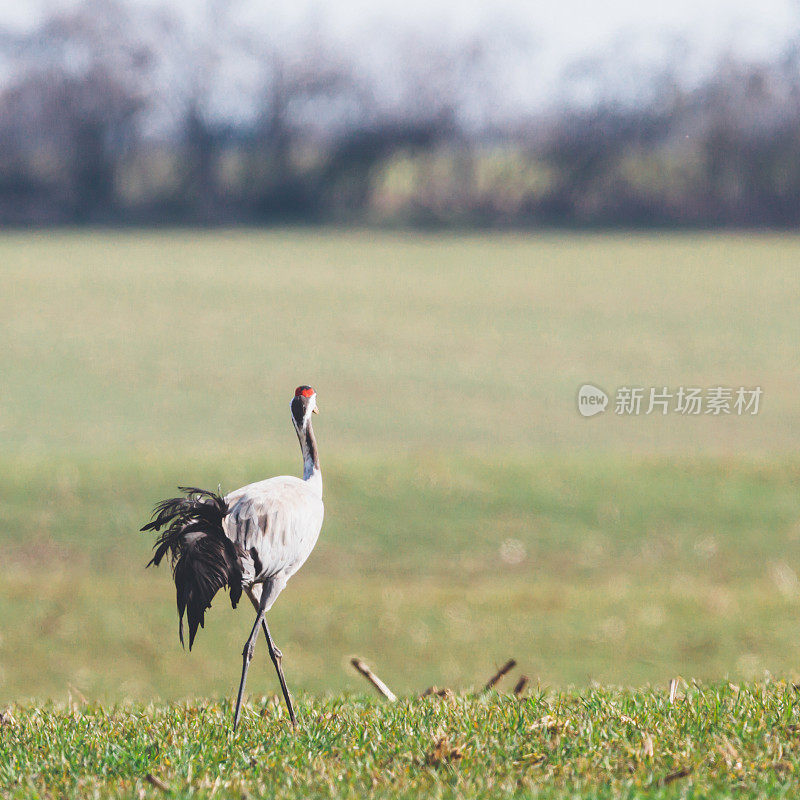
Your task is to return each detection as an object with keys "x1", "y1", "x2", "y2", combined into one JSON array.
[{"x1": 142, "y1": 487, "x2": 244, "y2": 649}]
